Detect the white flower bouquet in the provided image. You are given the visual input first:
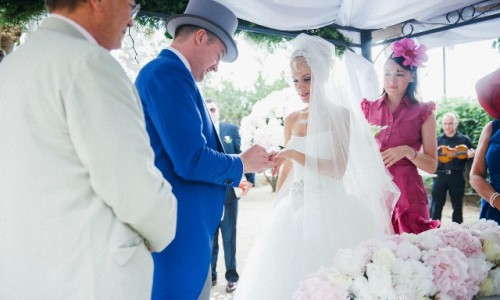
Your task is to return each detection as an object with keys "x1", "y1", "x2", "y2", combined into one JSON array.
[
  {"x1": 240, "y1": 87, "x2": 305, "y2": 152},
  {"x1": 294, "y1": 220, "x2": 500, "y2": 300}
]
